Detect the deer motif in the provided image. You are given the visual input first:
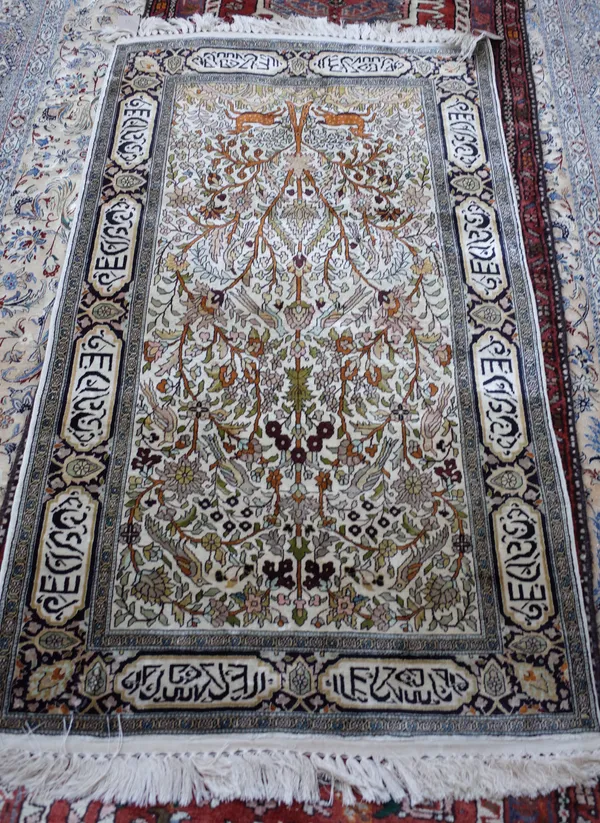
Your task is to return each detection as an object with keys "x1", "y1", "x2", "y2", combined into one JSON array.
[
  {"x1": 313, "y1": 105, "x2": 375, "y2": 139},
  {"x1": 226, "y1": 104, "x2": 286, "y2": 135}
]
